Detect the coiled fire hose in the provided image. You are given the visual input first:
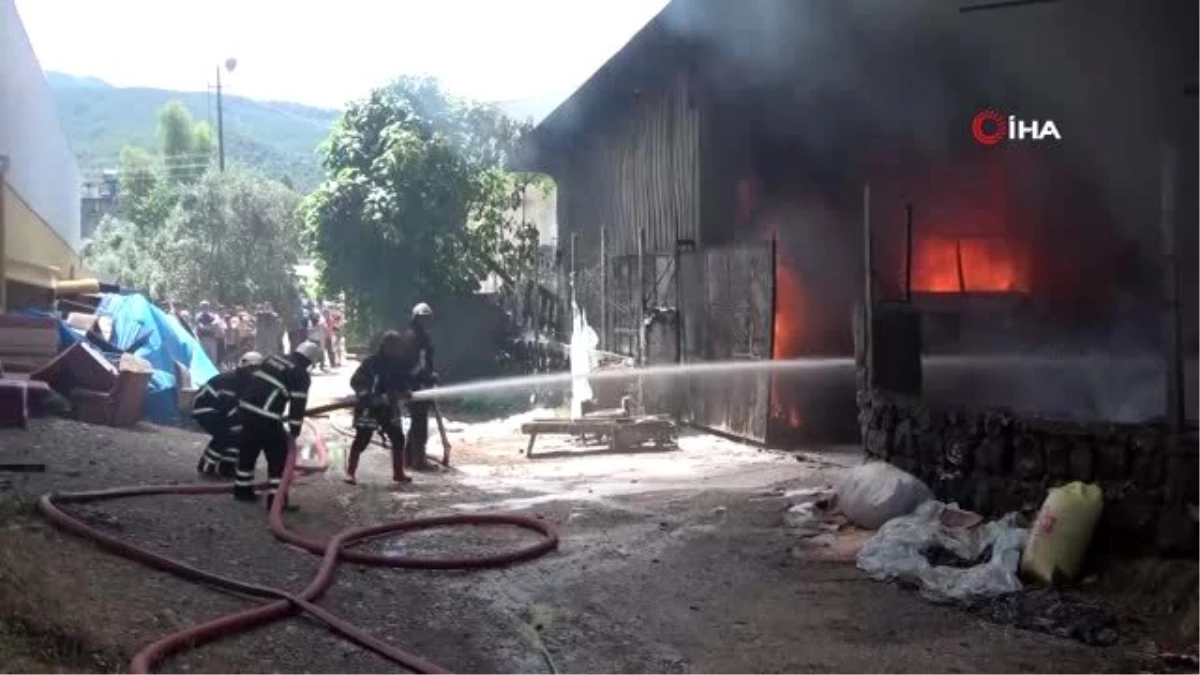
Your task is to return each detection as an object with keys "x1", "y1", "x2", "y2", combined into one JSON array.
[{"x1": 36, "y1": 399, "x2": 560, "y2": 674}]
